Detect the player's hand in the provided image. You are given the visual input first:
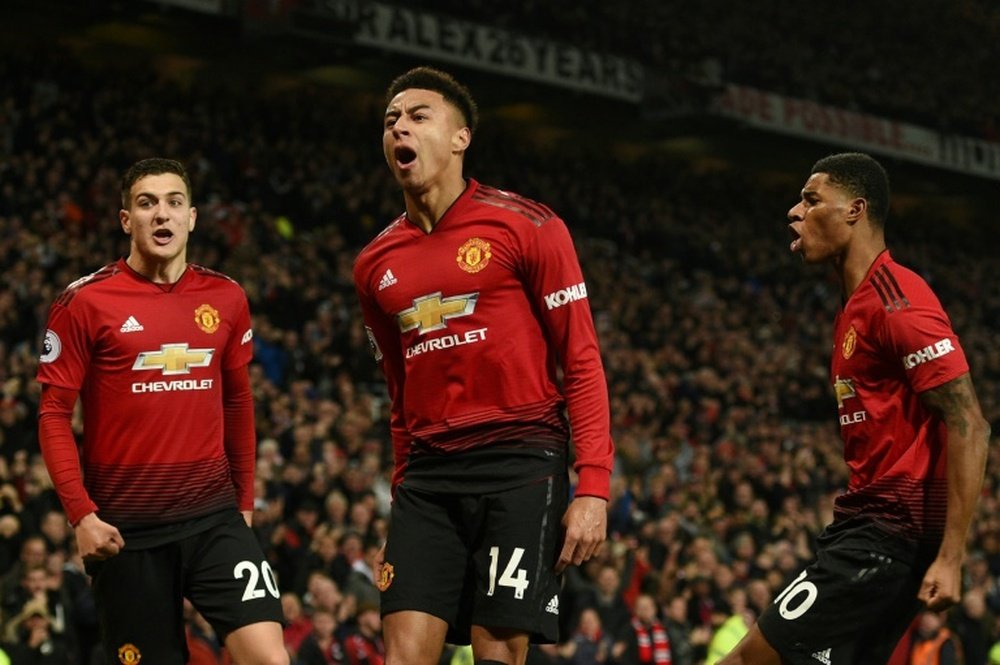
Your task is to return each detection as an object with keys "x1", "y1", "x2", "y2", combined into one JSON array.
[
  {"x1": 241, "y1": 510, "x2": 253, "y2": 528},
  {"x1": 556, "y1": 496, "x2": 607, "y2": 573},
  {"x1": 918, "y1": 556, "x2": 962, "y2": 611},
  {"x1": 74, "y1": 512, "x2": 124, "y2": 561}
]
